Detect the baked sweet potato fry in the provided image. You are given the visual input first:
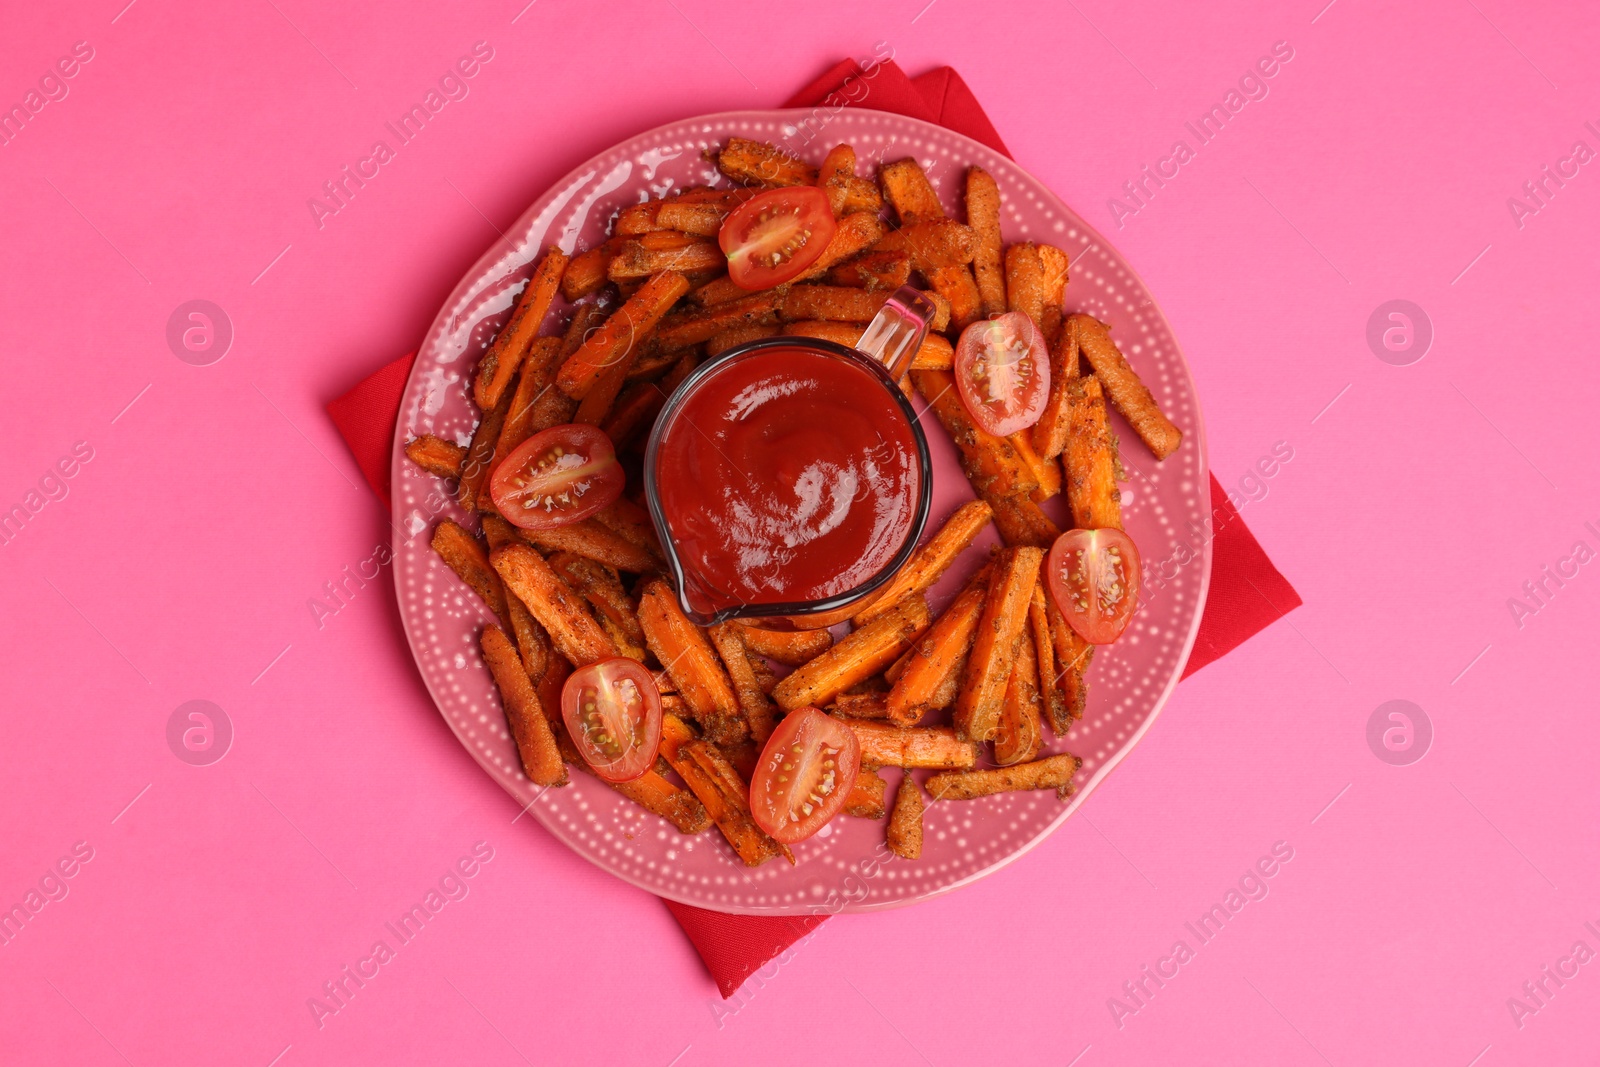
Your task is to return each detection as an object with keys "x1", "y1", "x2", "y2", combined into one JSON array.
[
  {"x1": 840, "y1": 720, "x2": 980, "y2": 769},
  {"x1": 955, "y1": 546, "x2": 1043, "y2": 742},
  {"x1": 490, "y1": 544, "x2": 617, "y2": 667},
  {"x1": 474, "y1": 248, "x2": 568, "y2": 411},
  {"x1": 709, "y1": 622, "x2": 777, "y2": 746},
  {"x1": 1030, "y1": 585, "x2": 1069, "y2": 737},
  {"x1": 855, "y1": 499, "x2": 993, "y2": 625},
  {"x1": 886, "y1": 775, "x2": 924, "y2": 858},
  {"x1": 873, "y1": 219, "x2": 976, "y2": 272},
  {"x1": 734, "y1": 623, "x2": 833, "y2": 667},
  {"x1": 1031, "y1": 314, "x2": 1083, "y2": 459},
  {"x1": 844, "y1": 767, "x2": 888, "y2": 819},
  {"x1": 1073, "y1": 314, "x2": 1182, "y2": 460},
  {"x1": 1004, "y1": 243, "x2": 1046, "y2": 329},
  {"x1": 912, "y1": 369, "x2": 1038, "y2": 498},
  {"x1": 457, "y1": 388, "x2": 513, "y2": 510},
  {"x1": 405, "y1": 434, "x2": 466, "y2": 480},
  {"x1": 638, "y1": 581, "x2": 747, "y2": 745},
  {"x1": 925, "y1": 753, "x2": 1082, "y2": 801},
  {"x1": 827, "y1": 250, "x2": 912, "y2": 291},
  {"x1": 966, "y1": 167, "x2": 1006, "y2": 317},
  {"x1": 518, "y1": 519, "x2": 661, "y2": 574},
  {"x1": 885, "y1": 566, "x2": 990, "y2": 726},
  {"x1": 481, "y1": 625, "x2": 567, "y2": 787},
  {"x1": 993, "y1": 622, "x2": 1043, "y2": 766},
  {"x1": 432, "y1": 521, "x2": 509, "y2": 627},
  {"x1": 660, "y1": 714, "x2": 786, "y2": 866},
  {"x1": 773, "y1": 595, "x2": 932, "y2": 711},
  {"x1": 1065, "y1": 374, "x2": 1123, "y2": 530},
  {"x1": 558, "y1": 272, "x2": 692, "y2": 400},
  {"x1": 717, "y1": 137, "x2": 817, "y2": 188}
]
